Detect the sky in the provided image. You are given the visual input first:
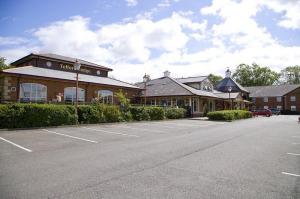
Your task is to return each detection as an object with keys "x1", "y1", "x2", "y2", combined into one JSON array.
[{"x1": 0, "y1": 0, "x2": 300, "y2": 83}]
